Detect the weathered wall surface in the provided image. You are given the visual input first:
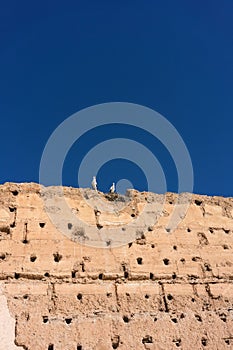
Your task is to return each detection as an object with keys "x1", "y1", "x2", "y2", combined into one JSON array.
[{"x1": 0, "y1": 183, "x2": 233, "y2": 350}]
